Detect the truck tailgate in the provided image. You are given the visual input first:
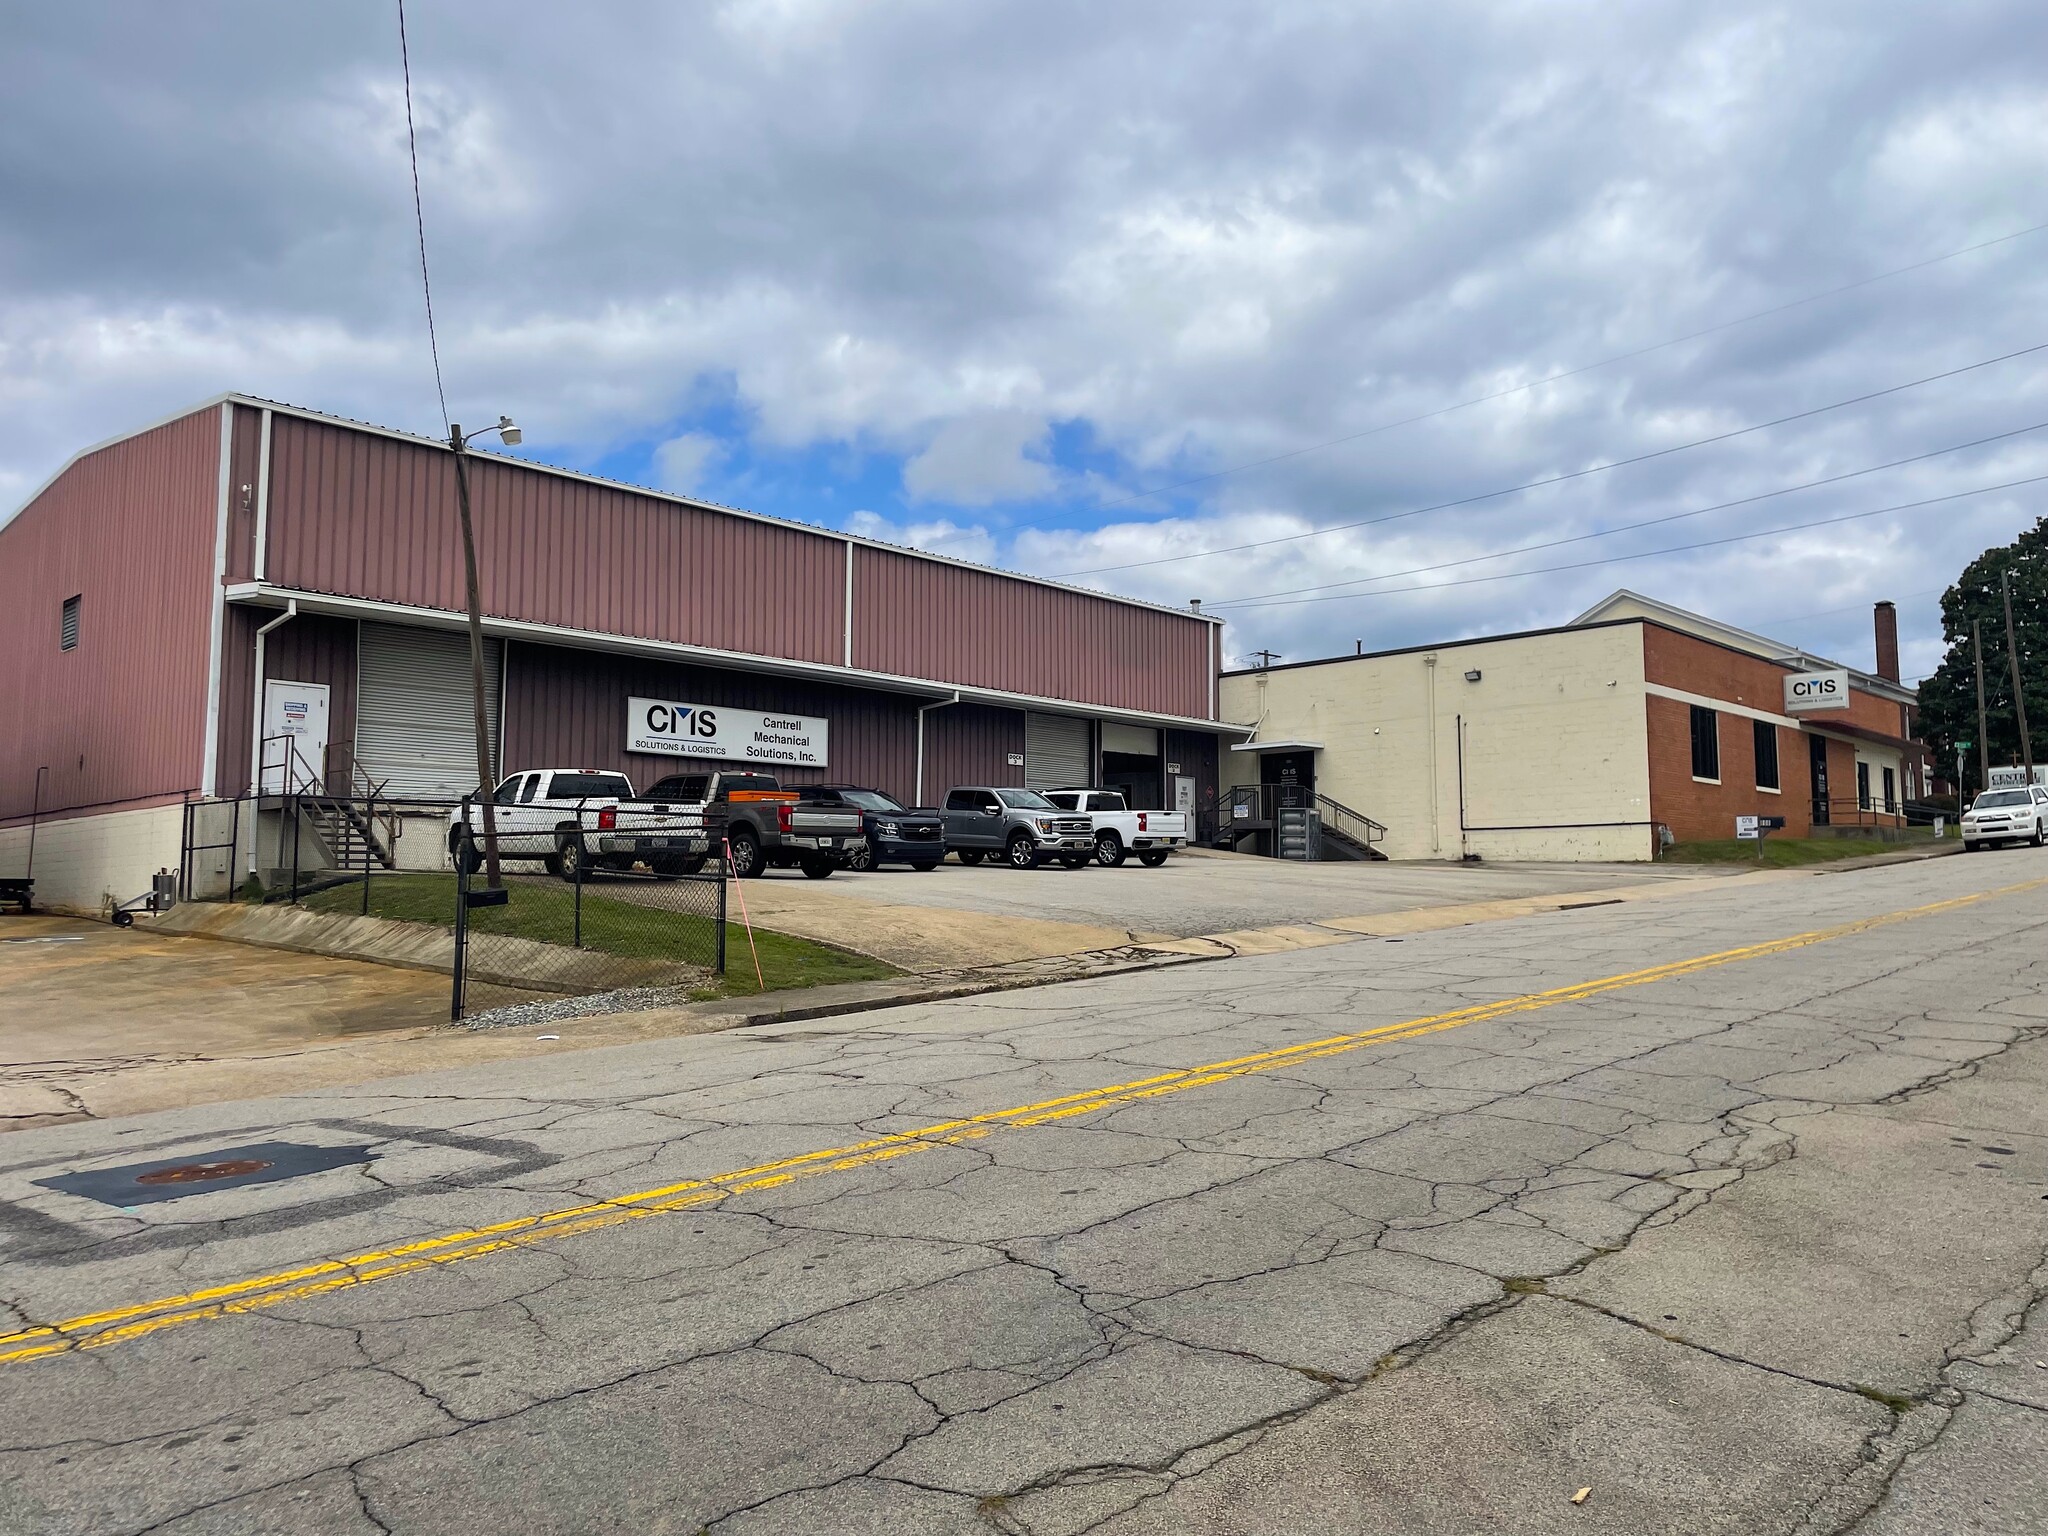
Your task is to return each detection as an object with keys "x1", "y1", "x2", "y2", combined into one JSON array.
[{"x1": 788, "y1": 808, "x2": 861, "y2": 835}]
